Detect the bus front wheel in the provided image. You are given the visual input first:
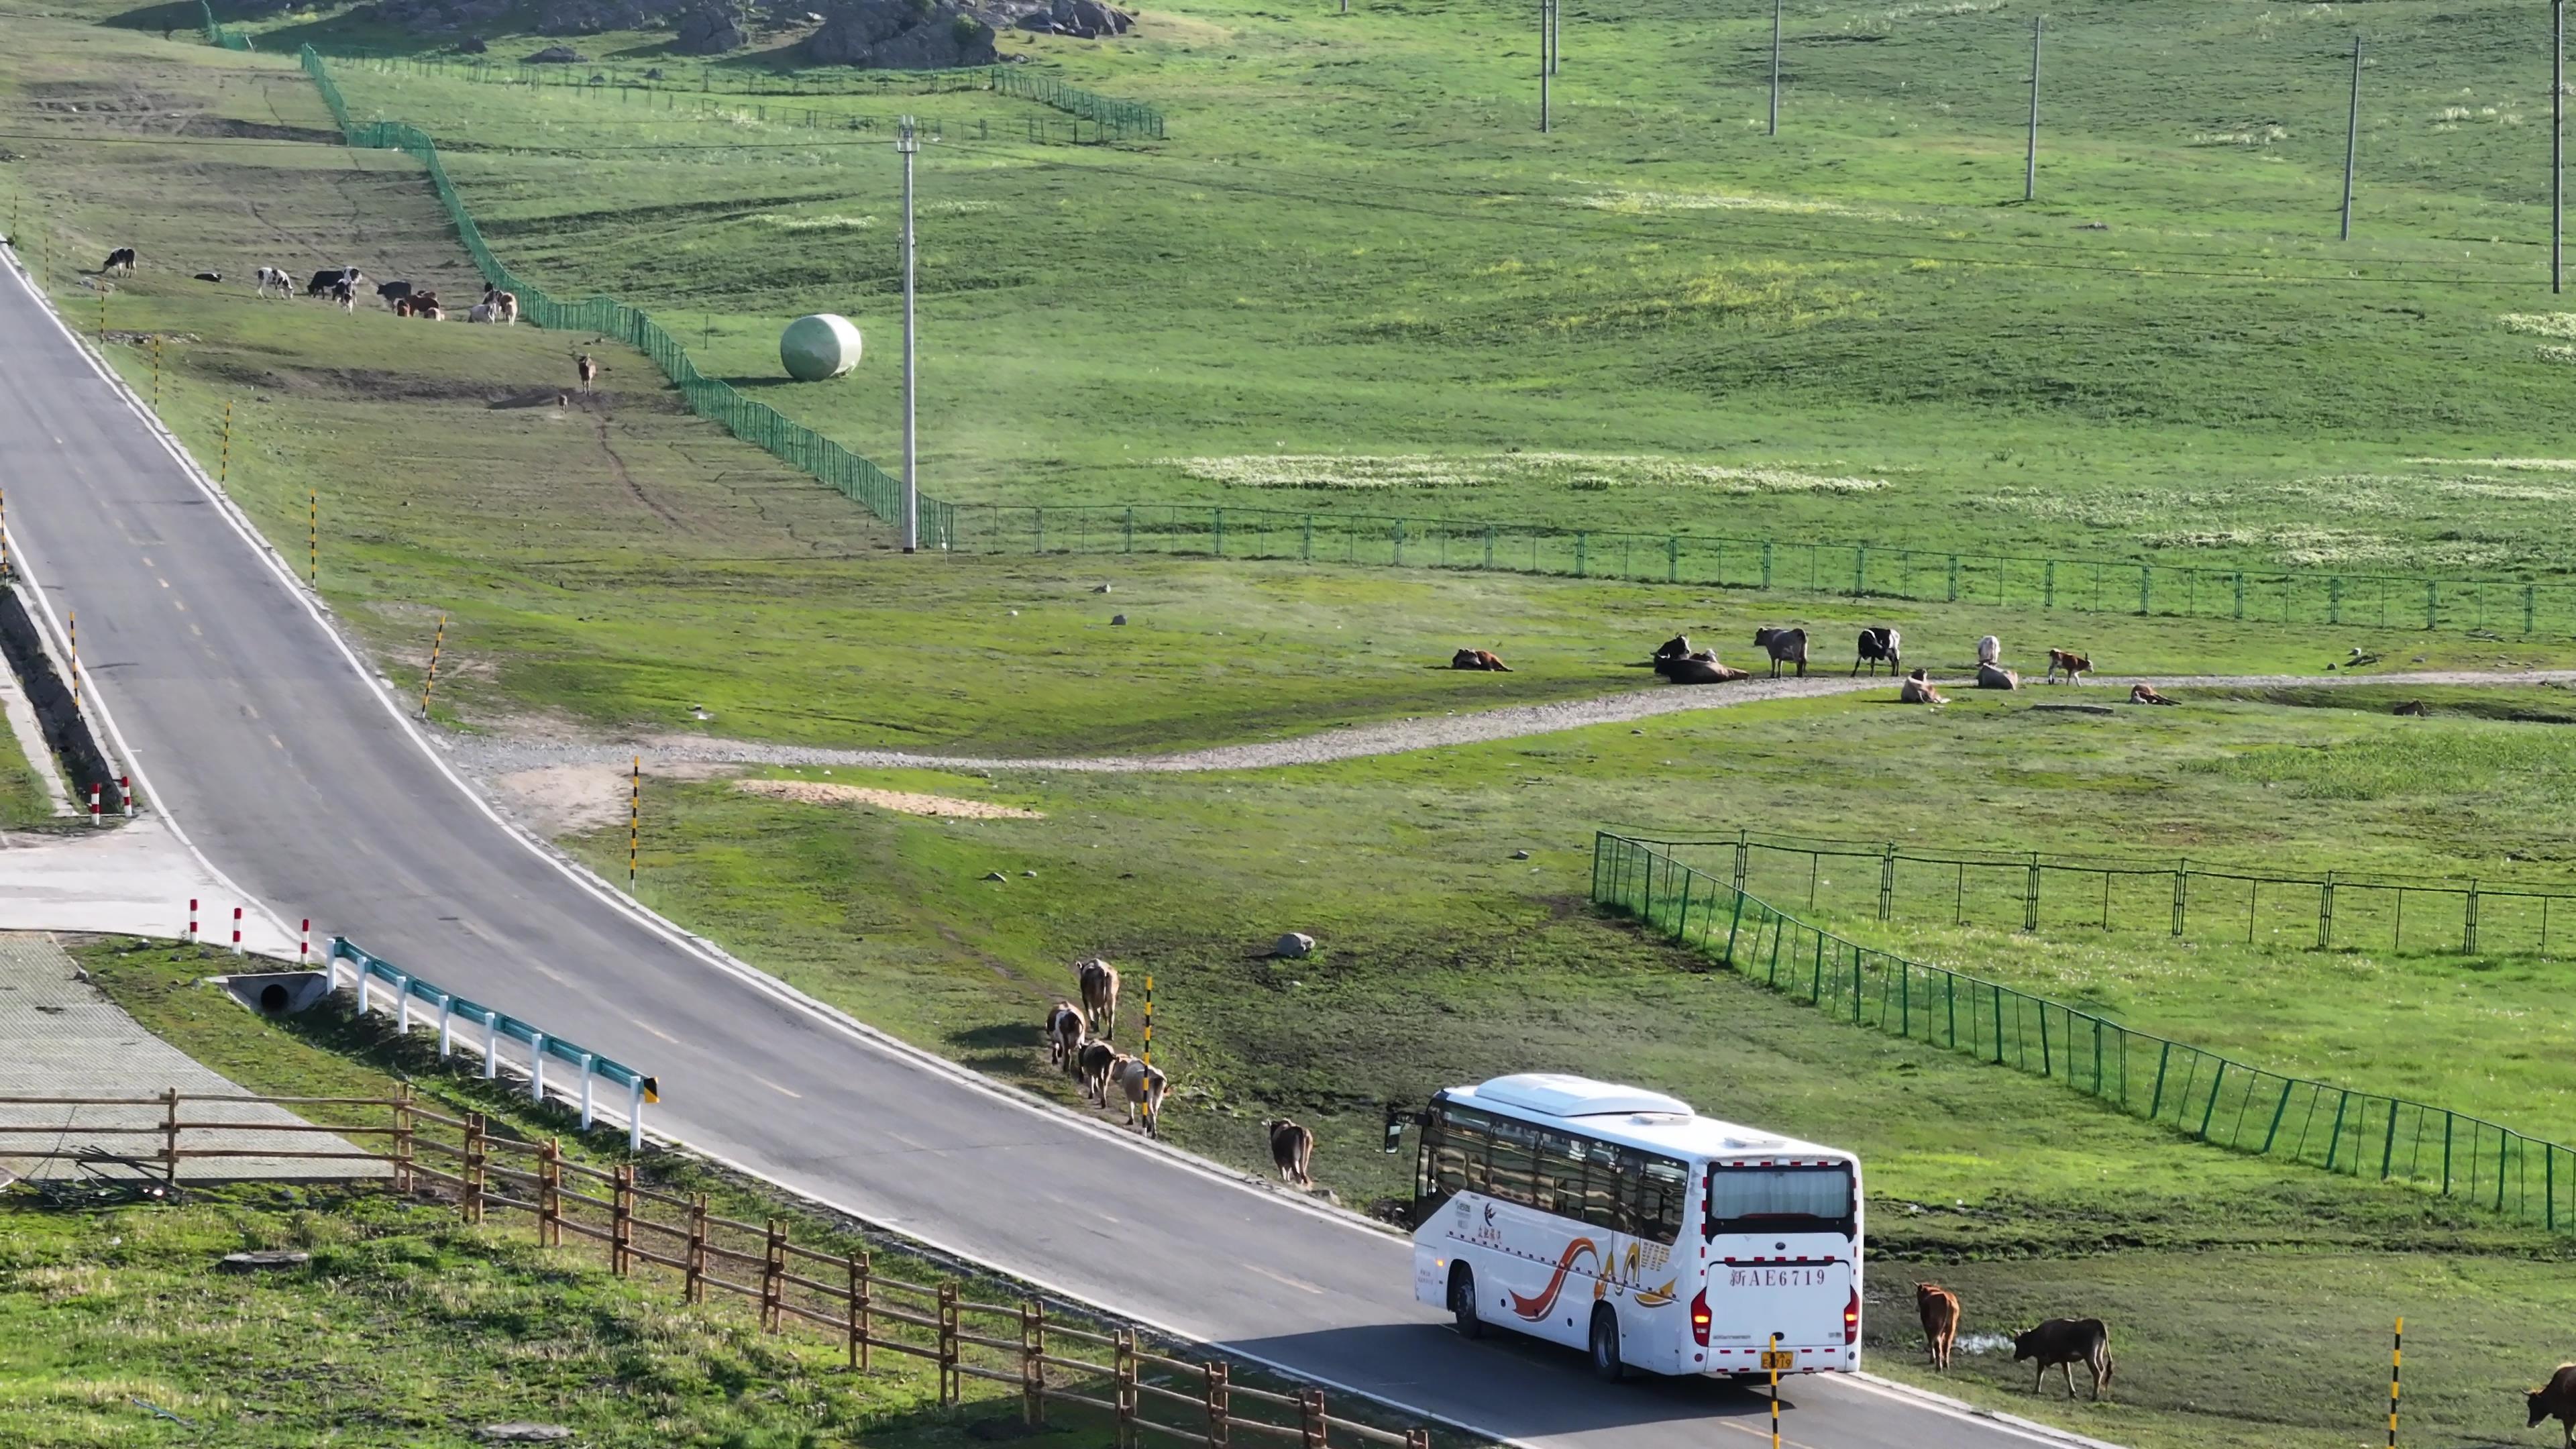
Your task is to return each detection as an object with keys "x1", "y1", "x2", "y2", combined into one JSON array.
[
  {"x1": 1448, "y1": 1265, "x2": 1485, "y2": 1340},
  {"x1": 1588, "y1": 1306, "x2": 1625, "y2": 1383}
]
